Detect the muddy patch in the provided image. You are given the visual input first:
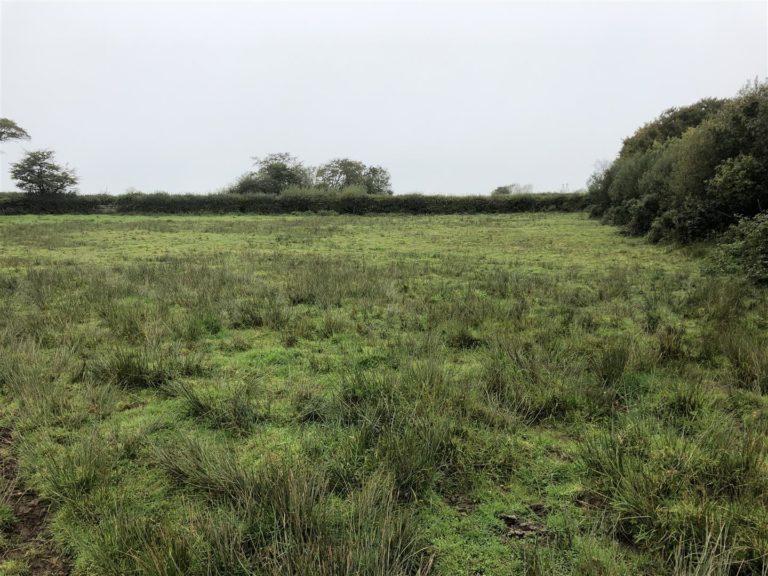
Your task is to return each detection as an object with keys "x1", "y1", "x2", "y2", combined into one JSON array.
[
  {"x1": 0, "y1": 427, "x2": 71, "y2": 575},
  {"x1": 498, "y1": 512, "x2": 548, "y2": 539}
]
